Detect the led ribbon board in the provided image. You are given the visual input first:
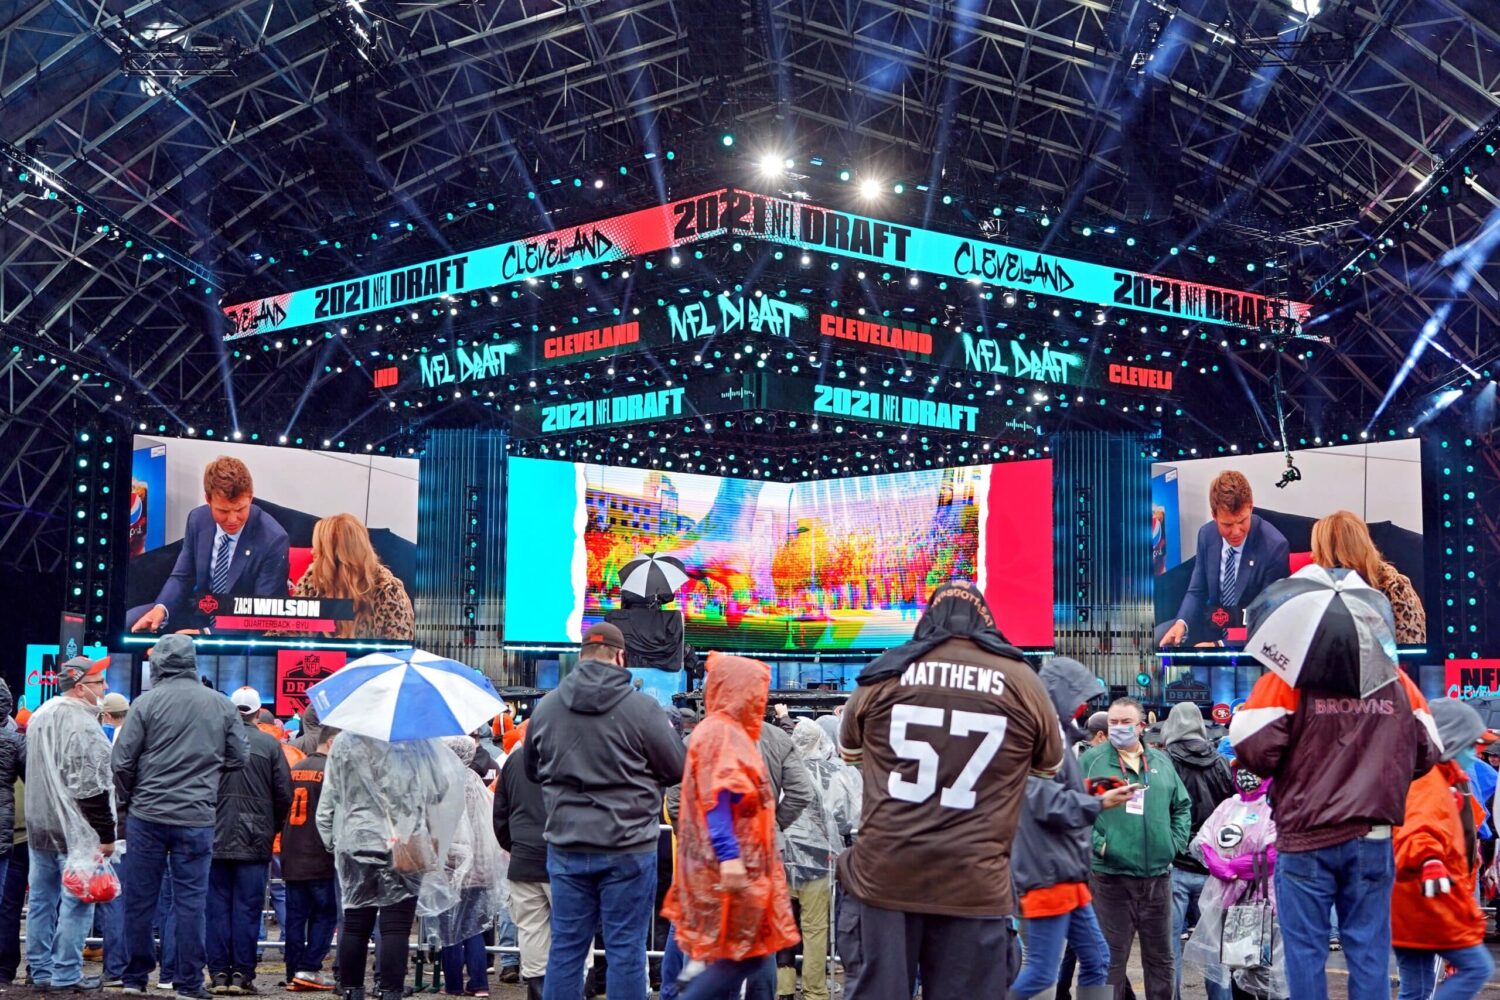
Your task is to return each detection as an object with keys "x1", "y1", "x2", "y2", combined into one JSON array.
[
  {"x1": 225, "y1": 188, "x2": 1309, "y2": 339},
  {"x1": 395, "y1": 291, "x2": 1176, "y2": 395},
  {"x1": 509, "y1": 372, "x2": 1043, "y2": 440}
]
